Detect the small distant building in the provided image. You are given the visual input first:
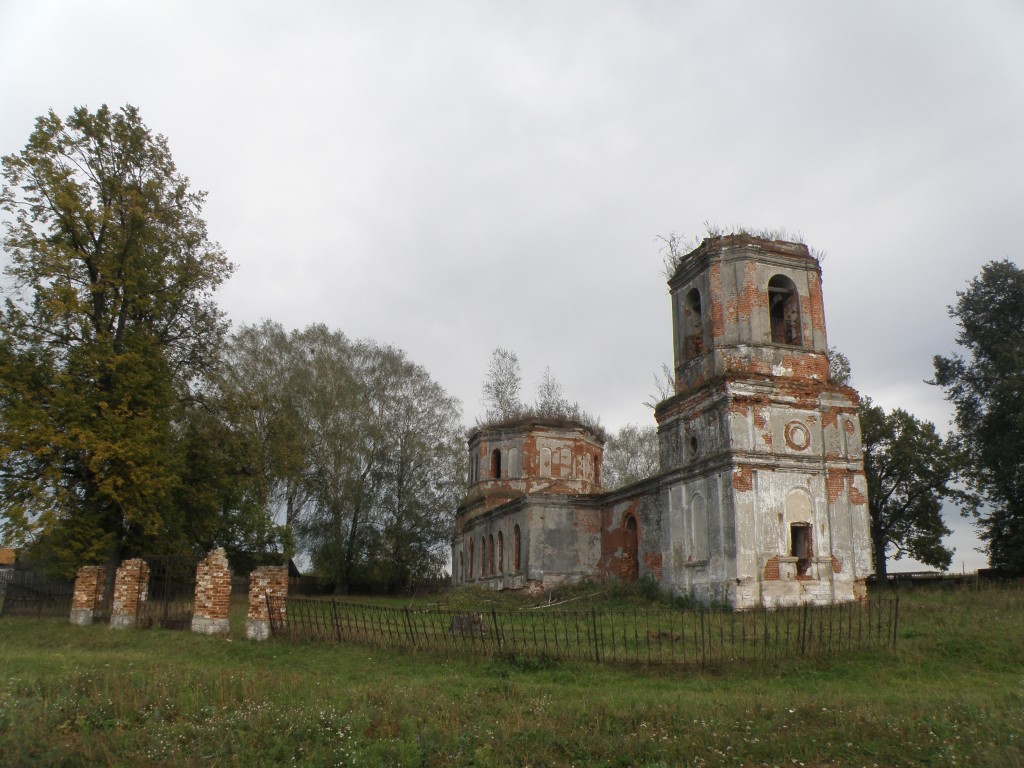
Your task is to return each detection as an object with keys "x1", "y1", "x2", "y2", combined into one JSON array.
[
  {"x1": 452, "y1": 235, "x2": 874, "y2": 609},
  {"x1": 0, "y1": 548, "x2": 15, "y2": 571}
]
